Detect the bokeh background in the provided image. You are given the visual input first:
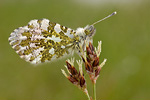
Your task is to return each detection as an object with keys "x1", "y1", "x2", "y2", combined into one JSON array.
[{"x1": 0, "y1": 0, "x2": 150, "y2": 100}]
